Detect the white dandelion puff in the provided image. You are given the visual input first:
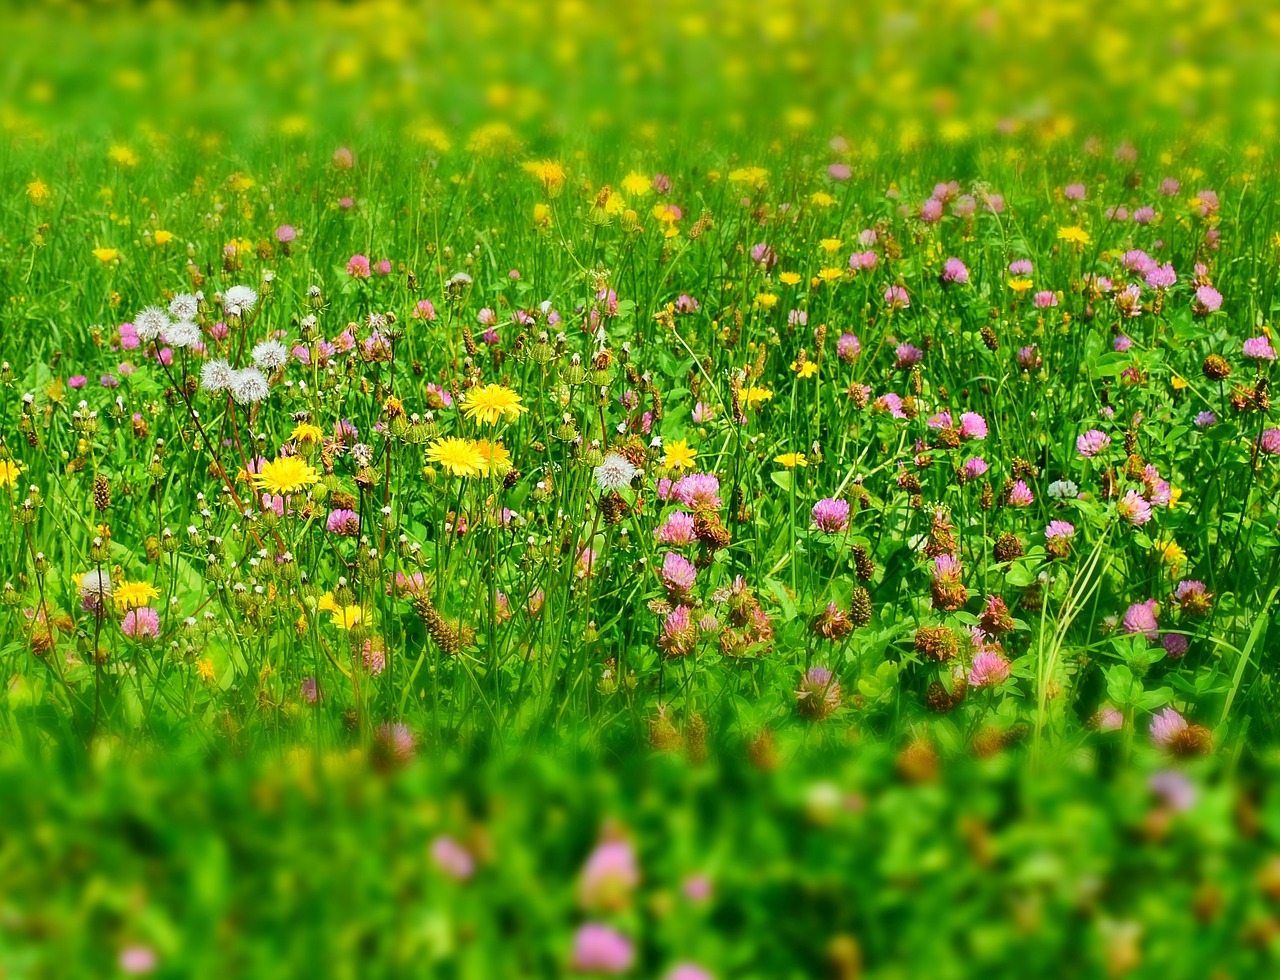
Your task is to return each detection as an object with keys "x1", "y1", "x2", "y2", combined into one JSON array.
[
  {"x1": 165, "y1": 320, "x2": 202, "y2": 350},
  {"x1": 593, "y1": 452, "x2": 639, "y2": 491},
  {"x1": 223, "y1": 285, "x2": 259, "y2": 316},
  {"x1": 134, "y1": 306, "x2": 171, "y2": 343},
  {"x1": 168, "y1": 293, "x2": 199, "y2": 321},
  {"x1": 229, "y1": 367, "x2": 269, "y2": 404},
  {"x1": 251, "y1": 339, "x2": 289, "y2": 371},
  {"x1": 201, "y1": 359, "x2": 234, "y2": 393}
]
